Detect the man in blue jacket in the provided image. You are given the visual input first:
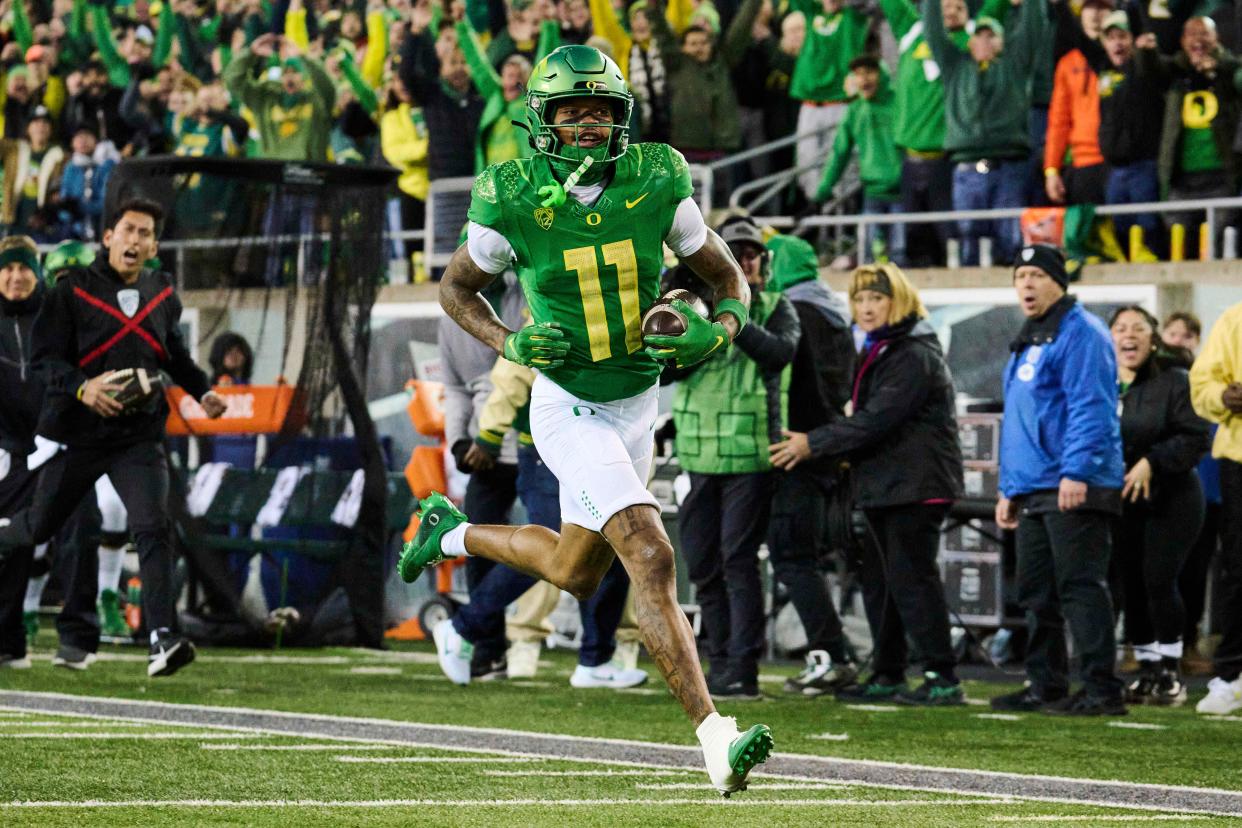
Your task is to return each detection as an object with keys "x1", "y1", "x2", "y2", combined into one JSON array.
[{"x1": 992, "y1": 244, "x2": 1126, "y2": 716}]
